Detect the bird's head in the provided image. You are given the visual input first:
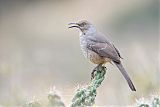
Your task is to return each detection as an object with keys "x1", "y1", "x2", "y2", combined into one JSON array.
[{"x1": 68, "y1": 20, "x2": 96, "y2": 35}]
